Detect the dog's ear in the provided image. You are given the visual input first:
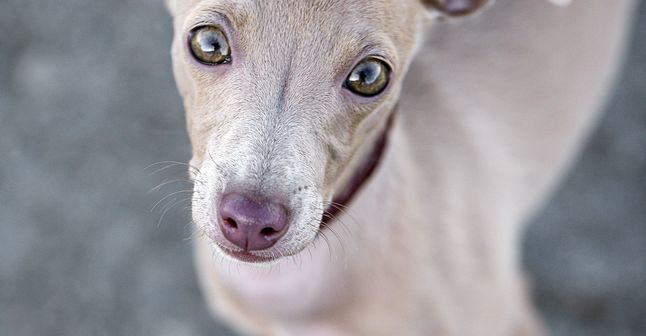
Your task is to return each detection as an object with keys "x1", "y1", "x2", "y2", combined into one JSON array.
[{"x1": 421, "y1": 0, "x2": 571, "y2": 19}]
